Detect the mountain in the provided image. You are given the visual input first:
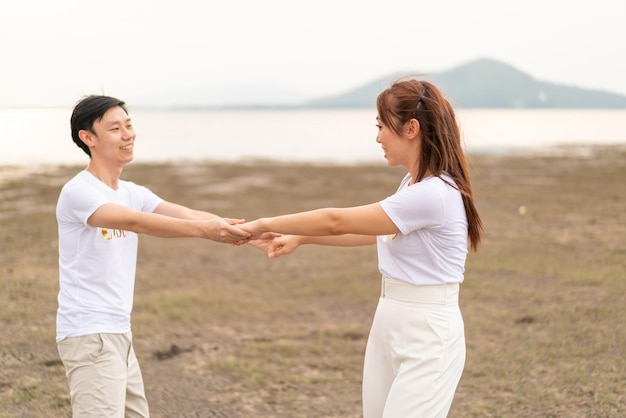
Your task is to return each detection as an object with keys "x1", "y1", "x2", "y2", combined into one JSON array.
[
  {"x1": 132, "y1": 59, "x2": 626, "y2": 109},
  {"x1": 304, "y1": 58, "x2": 626, "y2": 109}
]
